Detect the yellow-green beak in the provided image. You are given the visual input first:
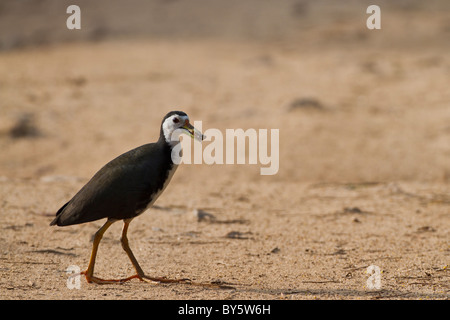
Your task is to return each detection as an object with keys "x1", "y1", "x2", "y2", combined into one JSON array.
[{"x1": 182, "y1": 121, "x2": 204, "y2": 141}]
